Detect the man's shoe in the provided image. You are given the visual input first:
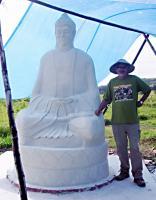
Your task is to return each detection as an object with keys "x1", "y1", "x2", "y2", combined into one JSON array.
[
  {"x1": 134, "y1": 178, "x2": 146, "y2": 187},
  {"x1": 115, "y1": 173, "x2": 129, "y2": 181}
]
